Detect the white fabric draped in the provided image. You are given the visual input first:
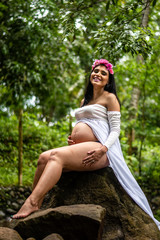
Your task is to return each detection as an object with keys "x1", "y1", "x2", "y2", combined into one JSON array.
[
  {"x1": 104, "y1": 111, "x2": 121, "y2": 149},
  {"x1": 76, "y1": 118, "x2": 160, "y2": 230}
]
